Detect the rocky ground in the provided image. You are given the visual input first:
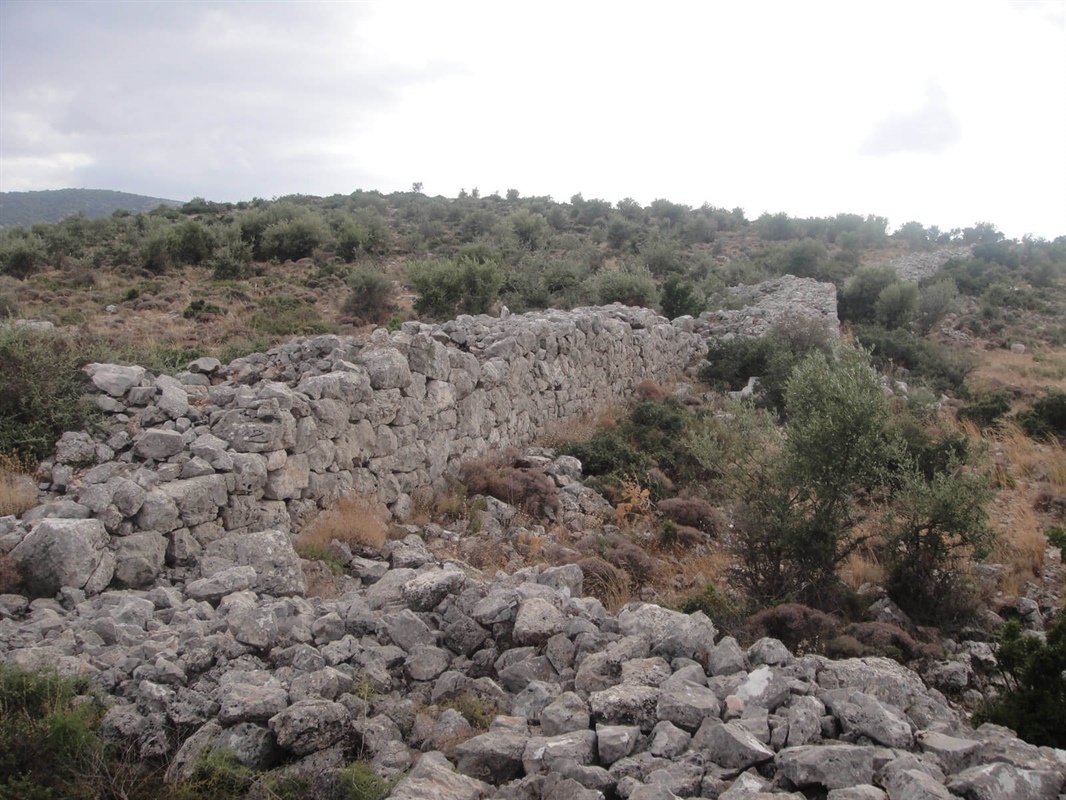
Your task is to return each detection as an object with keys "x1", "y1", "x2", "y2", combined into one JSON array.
[{"x1": 2, "y1": 452, "x2": 1065, "y2": 799}]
